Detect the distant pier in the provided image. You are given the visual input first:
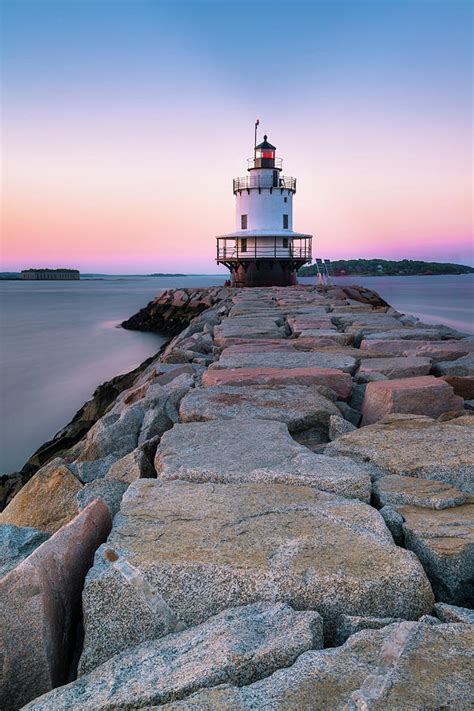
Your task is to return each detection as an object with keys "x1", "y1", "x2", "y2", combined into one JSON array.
[{"x1": 21, "y1": 269, "x2": 80, "y2": 280}]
